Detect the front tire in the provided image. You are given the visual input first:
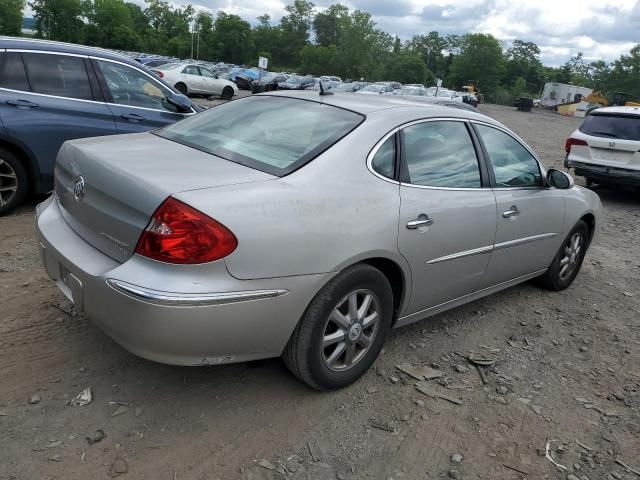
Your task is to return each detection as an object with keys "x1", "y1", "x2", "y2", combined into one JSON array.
[
  {"x1": 538, "y1": 220, "x2": 589, "y2": 291},
  {"x1": 0, "y1": 148, "x2": 28, "y2": 216},
  {"x1": 283, "y1": 264, "x2": 393, "y2": 391},
  {"x1": 221, "y1": 87, "x2": 234, "y2": 100}
]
